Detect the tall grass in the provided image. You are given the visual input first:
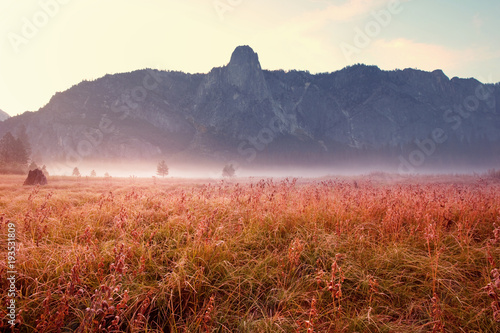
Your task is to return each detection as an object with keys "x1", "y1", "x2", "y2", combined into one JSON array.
[
  {"x1": 487, "y1": 169, "x2": 500, "y2": 180},
  {"x1": 0, "y1": 175, "x2": 499, "y2": 332}
]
